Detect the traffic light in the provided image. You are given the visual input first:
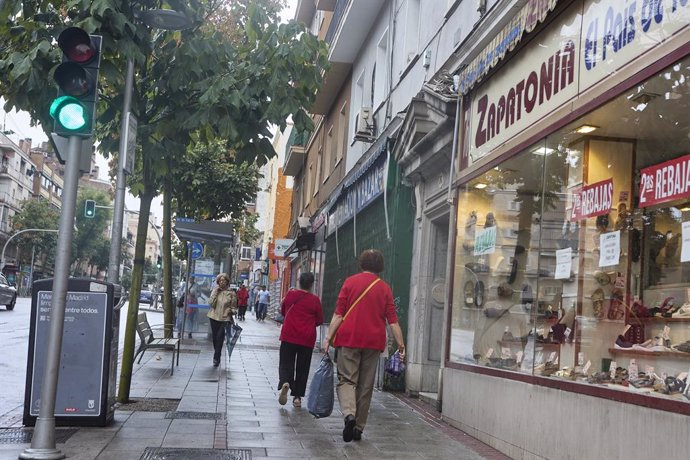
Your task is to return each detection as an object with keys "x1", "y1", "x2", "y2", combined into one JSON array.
[
  {"x1": 50, "y1": 27, "x2": 102, "y2": 137},
  {"x1": 84, "y1": 199, "x2": 96, "y2": 218},
  {"x1": 156, "y1": 256, "x2": 162, "y2": 269}
]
